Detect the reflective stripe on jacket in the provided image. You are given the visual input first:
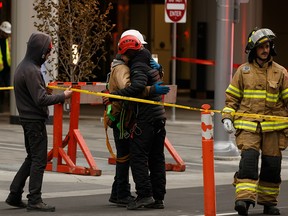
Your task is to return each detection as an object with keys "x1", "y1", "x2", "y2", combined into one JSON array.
[{"x1": 0, "y1": 38, "x2": 11, "y2": 71}]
